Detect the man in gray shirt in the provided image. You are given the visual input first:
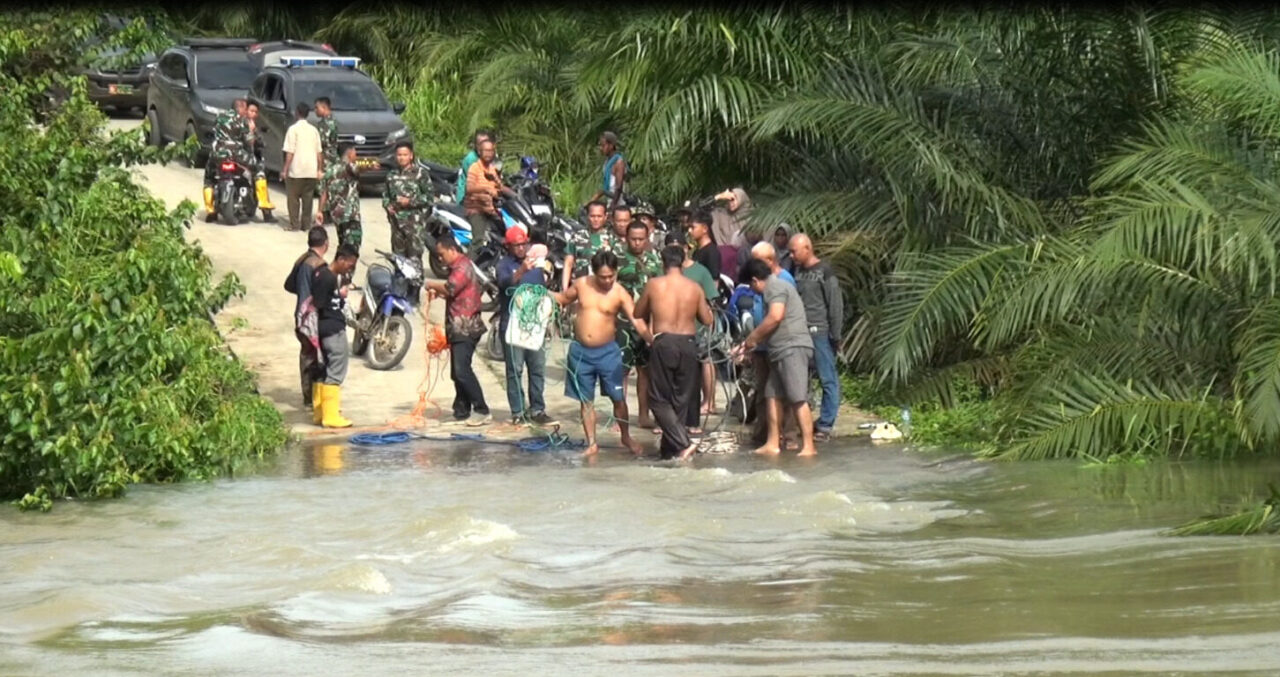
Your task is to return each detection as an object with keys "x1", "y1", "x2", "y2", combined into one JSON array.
[
  {"x1": 737, "y1": 258, "x2": 817, "y2": 456},
  {"x1": 789, "y1": 233, "x2": 845, "y2": 440}
]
